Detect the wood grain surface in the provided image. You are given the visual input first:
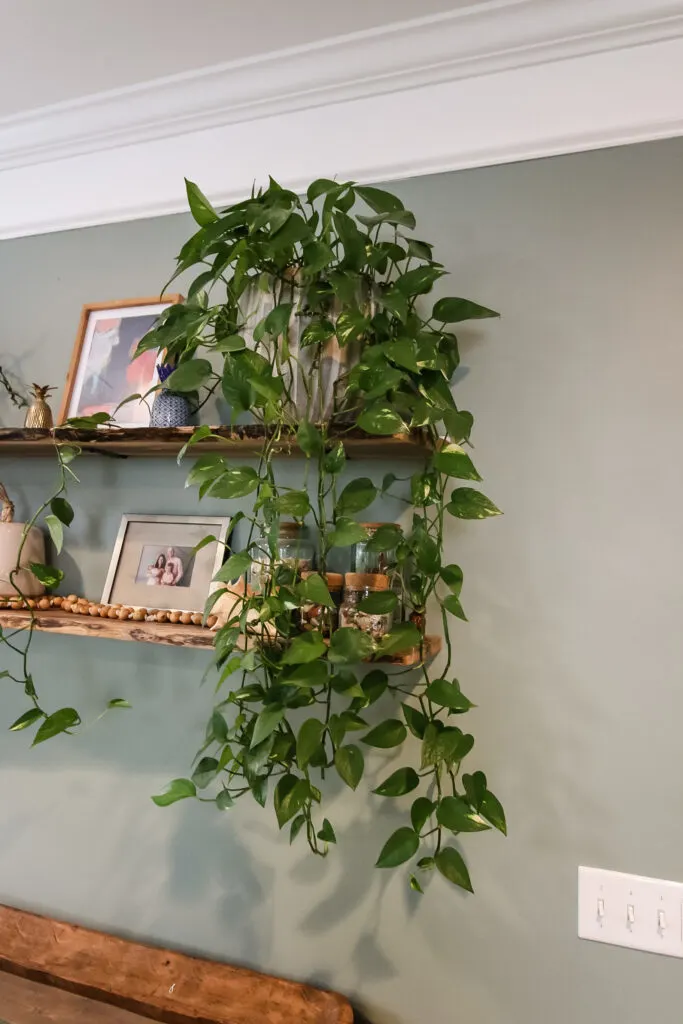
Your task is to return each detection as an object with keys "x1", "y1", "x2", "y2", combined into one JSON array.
[
  {"x1": 0, "y1": 425, "x2": 431, "y2": 460},
  {"x1": 0, "y1": 608, "x2": 441, "y2": 663},
  {"x1": 0, "y1": 905, "x2": 353, "y2": 1024},
  {"x1": 0, "y1": 609, "x2": 214, "y2": 649},
  {"x1": 0, "y1": 970, "x2": 151, "y2": 1023}
]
